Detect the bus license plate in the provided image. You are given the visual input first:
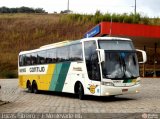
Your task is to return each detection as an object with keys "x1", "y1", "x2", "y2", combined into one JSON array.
[{"x1": 122, "y1": 89, "x2": 128, "y2": 92}]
